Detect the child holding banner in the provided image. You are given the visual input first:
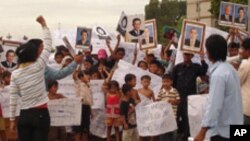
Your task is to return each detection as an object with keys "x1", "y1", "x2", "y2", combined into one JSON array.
[
  {"x1": 120, "y1": 84, "x2": 139, "y2": 141},
  {"x1": 105, "y1": 80, "x2": 122, "y2": 141},
  {"x1": 73, "y1": 70, "x2": 93, "y2": 141},
  {"x1": 124, "y1": 74, "x2": 141, "y2": 104}
]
